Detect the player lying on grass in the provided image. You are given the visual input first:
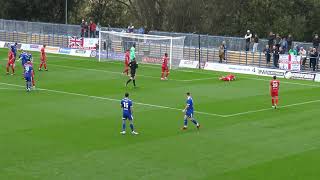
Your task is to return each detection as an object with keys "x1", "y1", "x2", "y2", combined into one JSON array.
[
  {"x1": 120, "y1": 92, "x2": 139, "y2": 135},
  {"x1": 270, "y1": 75, "x2": 280, "y2": 109},
  {"x1": 219, "y1": 74, "x2": 236, "y2": 81},
  {"x1": 6, "y1": 47, "x2": 15, "y2": 75},
  {"x1": 182, "y1": 92, "x2": 200, "y2": 130}
]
